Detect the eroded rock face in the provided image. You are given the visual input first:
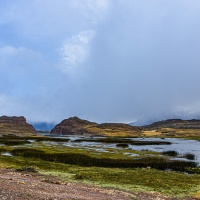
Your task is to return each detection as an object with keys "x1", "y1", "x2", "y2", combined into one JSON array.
[
  {"x1": 0, "y1": 116, "x2": 37, "y2": 136},
  {"x1": 50, "y1": 116, "x2": 141, "y2": 136},
  {"x1": 50, "y1": 117, "x2": 97, "y2": 135}
]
